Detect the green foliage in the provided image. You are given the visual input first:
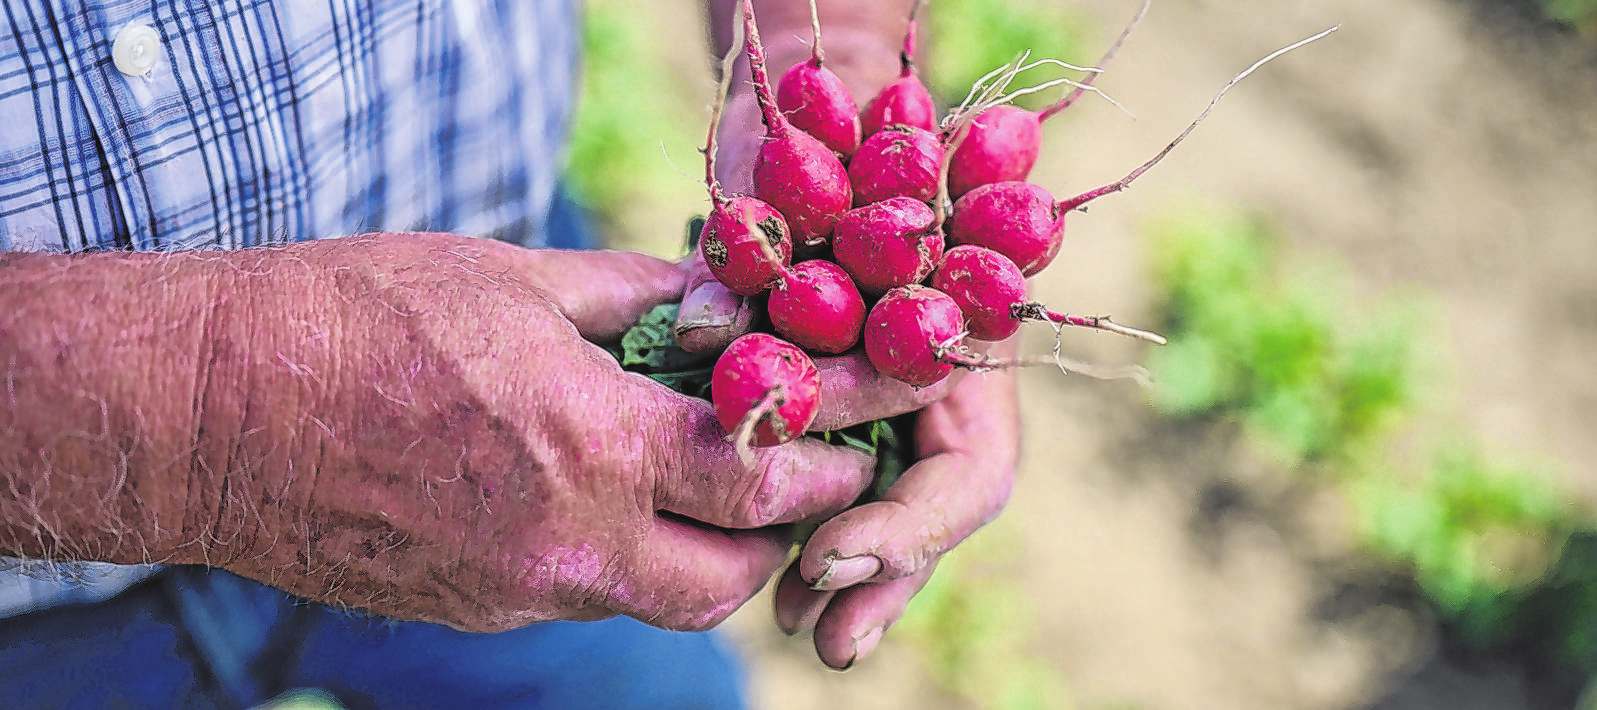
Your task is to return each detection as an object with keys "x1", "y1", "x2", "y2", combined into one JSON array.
[
  {"x1": 1539, "y1": 0, "x2": 1597, "y2": 30},
  {"x1": 1355, "y1": 444, "x2": 1570, "y2": 622},
  {"x1": 1145, "y1": 206, "x2": 1597, "y2": 678},
  {"x1": 603, "y1": 301, "x2": 915, "y2": 502},
  {"x1": 925, "y1": 0, "x2": 1086, "y2": 111},
  {"x1": 566, "y1": 2, "x2": 704, "y2": 244},
  {"x1": 608, "y1": 303, "x2": 716, "y2": 397},
  {"x1": 1145, "y1": 211, "x2": 1422, "y2": 464}
]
